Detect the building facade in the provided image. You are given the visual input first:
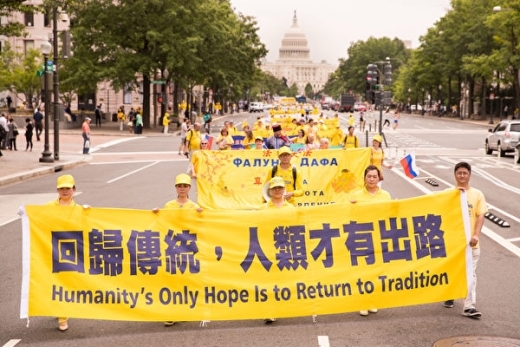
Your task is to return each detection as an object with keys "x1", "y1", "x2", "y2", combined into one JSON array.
[{"x1": 261, "y1": 12, "x2": 336, "y2": 95}]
